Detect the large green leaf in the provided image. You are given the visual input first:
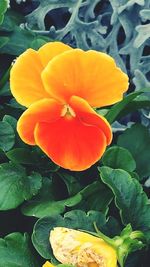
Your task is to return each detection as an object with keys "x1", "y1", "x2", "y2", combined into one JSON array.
[
  {"x1": 0, "y1": 232, "x2": 40, "y2": 267},
  {"x1": 0, "y1": 121, "x2": 15, "y2": 151},
  {"x1": 99, "y1": 166, "x2": 150, "y2": 242},
  {"x1": 0, "y1": 162, "x2": 42, "y2": 210},
  {"x1": 76, "y1": 180, "x2": 113, "y2": 214},
  {"x1": 117, "y1": 124, "x2": 150, "y2": 178},
  {"x1": 22, "y1": 178, "x2": 112, "y2": 218},
  {"x1": 22, "y1": 177, "x2": 82, "y2": 218},
  {"x1": 32, "y1": 210, "x2": 120, "y2": 258},
  {"x1": 102, "y1": 146, "x2": 136, "y2": 172}
]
